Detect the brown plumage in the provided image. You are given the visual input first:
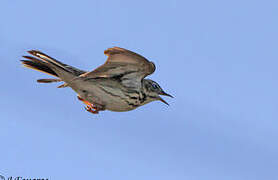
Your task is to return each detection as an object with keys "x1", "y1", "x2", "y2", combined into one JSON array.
[{"x1": 21, "y1": 47, "x2": 172, "y2": 114}]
